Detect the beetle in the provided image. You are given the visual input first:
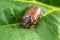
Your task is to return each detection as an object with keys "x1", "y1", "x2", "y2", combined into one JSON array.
[
  {"x1": 12, "y1": 5, "x2": 42, "y2": 28},
  {"x1": 21, "y1": 5, "x2": 42, "y2": 28}
]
